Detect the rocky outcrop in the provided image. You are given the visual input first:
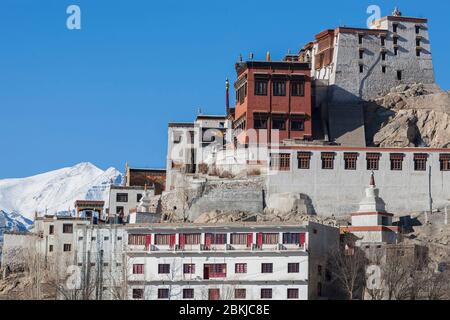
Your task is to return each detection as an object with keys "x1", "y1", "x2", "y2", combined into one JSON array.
[
  {"x1": 265, "y1": 193, "x2": 315, "y2": 215},
  {"x1": 366, "y1": 83, "x2": 450, "y2": 148}
]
